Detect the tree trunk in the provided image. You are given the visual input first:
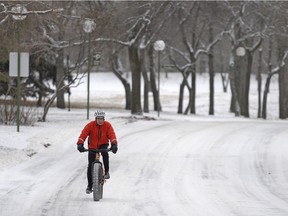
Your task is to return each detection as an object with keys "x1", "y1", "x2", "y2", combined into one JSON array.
[
  {"x1": 278, "y1": 38, "x2": 288, "y2": 119},
  {"x1": 125, "y1": 84, "x2": 132, "y2": 110},
  {"x1": 184, "y1": 89, "x2": 192, "y2": 115},
  {"x1": 242, "y1": 50, "x2": 252, "y2": 117},
  {"x1": 219, "y1": 44, "x2": 229, "y2": 93},
  {"x1": 220, "y1": 72, "x2": 229, "y2": 93},
  {"x1": 190, "y1": 64, "x2": 196, "y2": 114},
  {"x1": 208, "y1": 53, "x2": 214, "y2": 115},
  {"x1": 262, "y1": 37, "x2": 273, "y2": 119},
  {"x1": 262, "y1": 74, "x2": 272, "y2": 119},
  {"x1": 236, "y1": 53, "x2": 246, "y2": 117},
  {"x1": 148, "y1": 45, "x2": 160, "y2": 111},
  {"x1": 36, "y1": 71, "x2": 44, "y2": 107},
  {"x1": 229, "y1": 54, "x2": 240, "y2": 116},
  {"x1": 140, "y1": 49, "x2": 149, "y2": 113},
  {"x1": 56, "y1": 49, "x2": 65, "y2": 109},
  {"x1": 208, "y1": 25, "x2": 214, "y2": 115},
  {"x1": 278, "y1": 65, "x2": 288, "y2": 119},
  {"x1": 238, "y1": 38, "x2": 262, "y2": 118},
  {"x1": 111, "y1": 52, "x2": 131, "y2": 110},
  {"x1": 42, "y1": 93, "x2": 57, "y2": 122},
  {"x1": 184, "y1": 65, "x2": 196, "y2": 115},
  {"x1": 177, "y1": 80, "x2": 185, "y2": 114},
  {"x1": 257, "y1": 49, "x2": 262, "y2": 118},
  {"x1": 128, "y1": 45, "x2": 142, "y2": 115}
]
